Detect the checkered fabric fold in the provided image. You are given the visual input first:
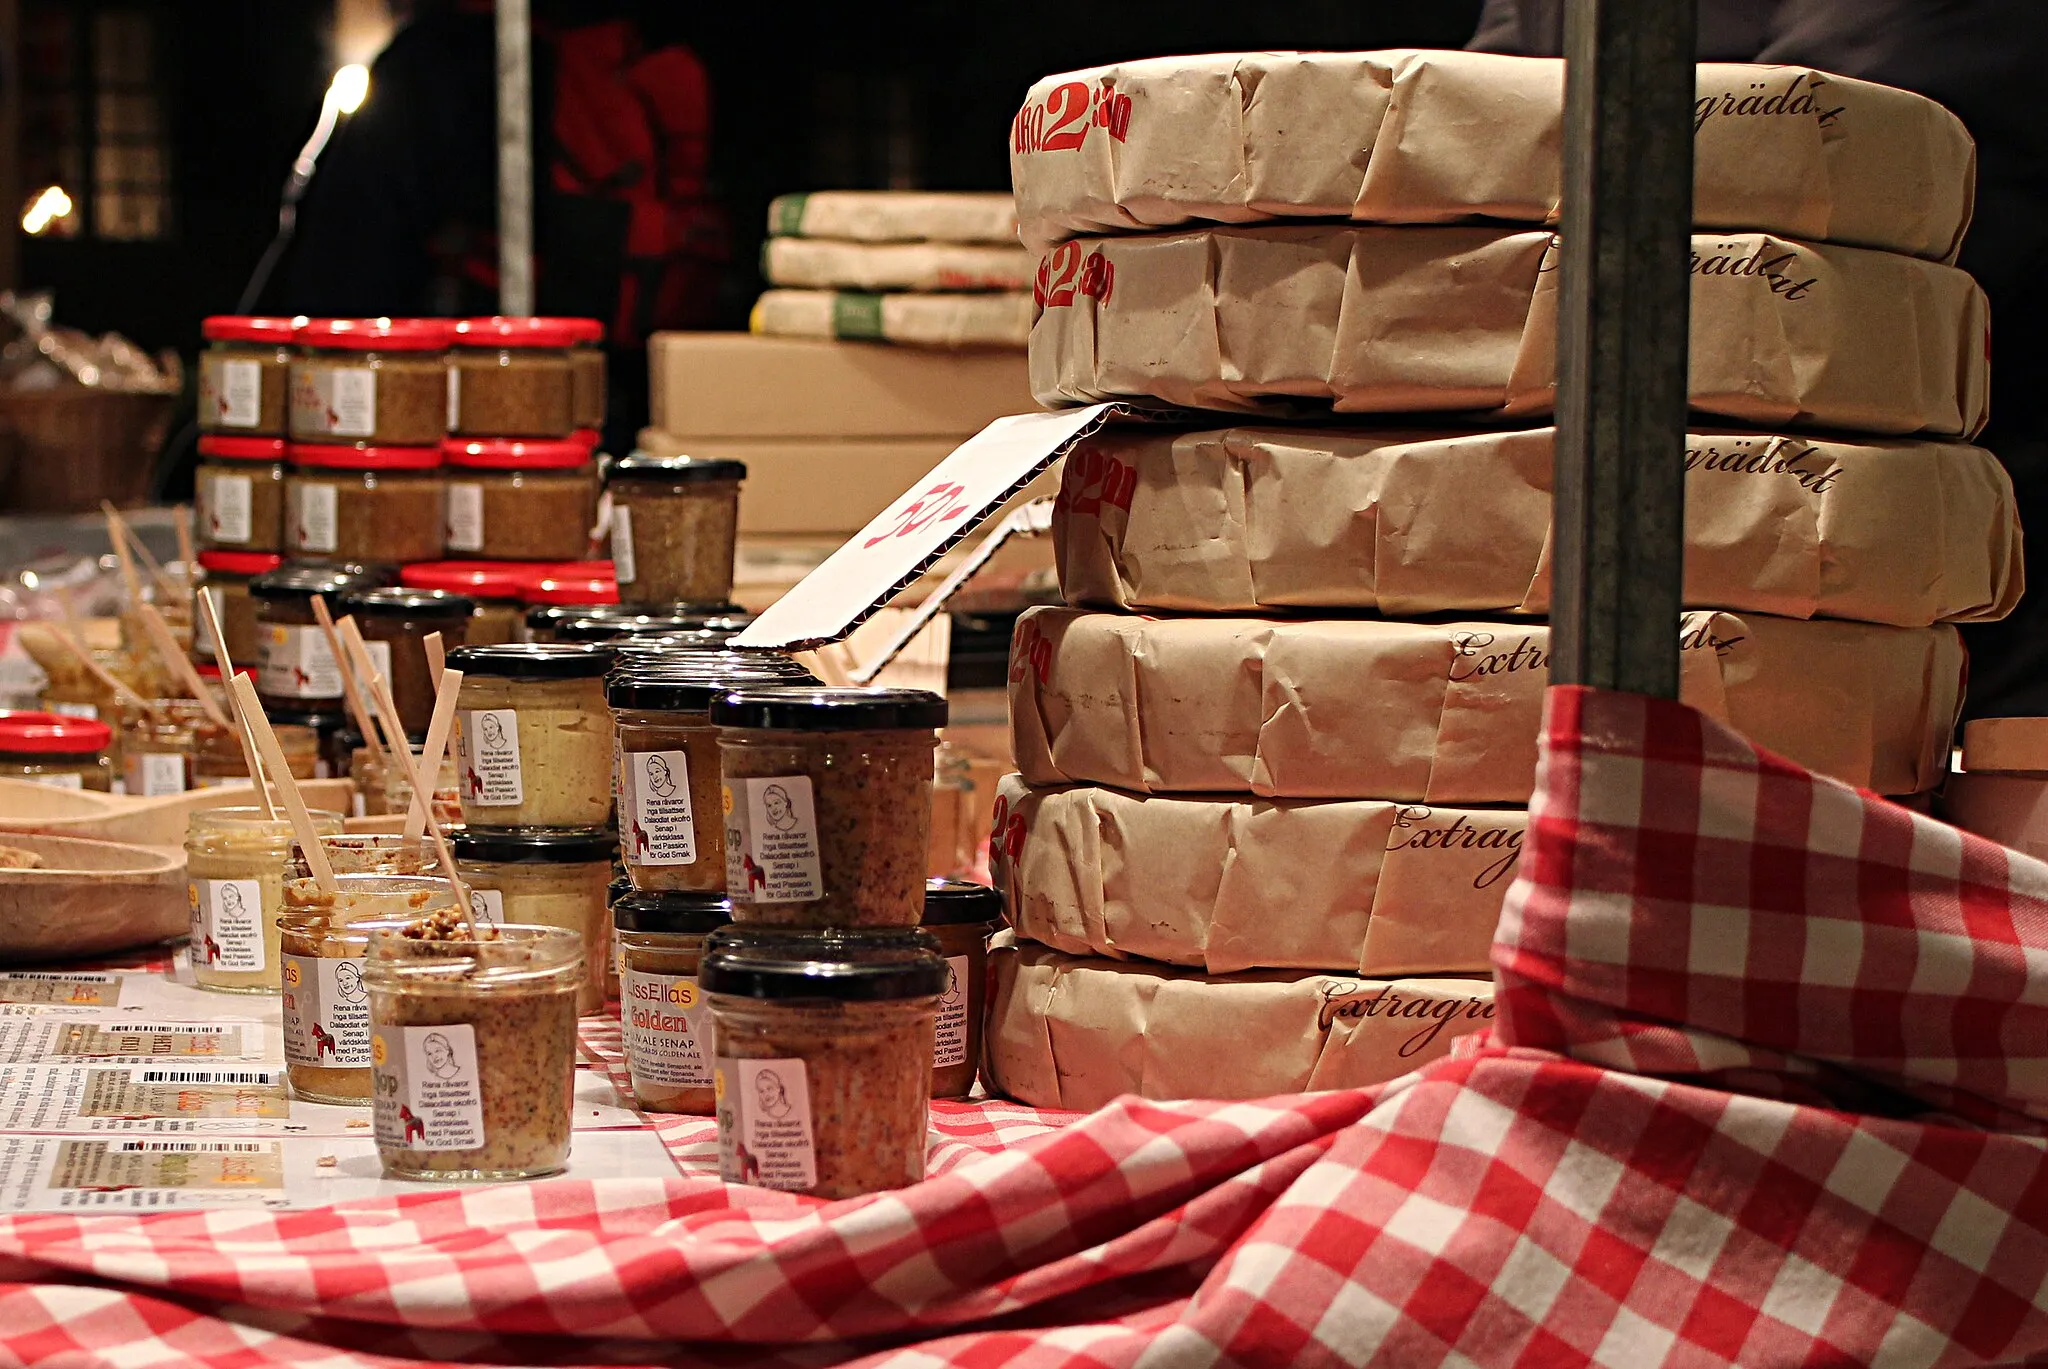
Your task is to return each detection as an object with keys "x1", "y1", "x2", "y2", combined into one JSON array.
[{"x1": 3, "y1": 685, "x2": 2044, "y2": 1366}]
